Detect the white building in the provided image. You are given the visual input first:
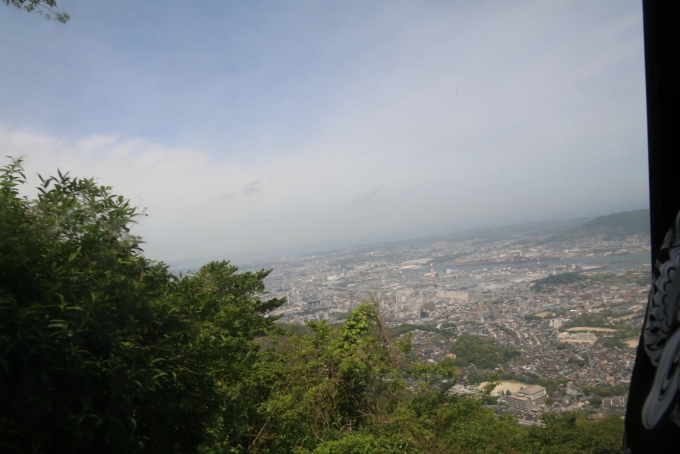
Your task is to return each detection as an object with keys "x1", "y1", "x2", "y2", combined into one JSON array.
[
  {"x1": 521, "y1": 385, "x2": 547, "y2": 401},
  {"x1": 549, "y1": 318, "x2": 563, "y2": 329}
]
